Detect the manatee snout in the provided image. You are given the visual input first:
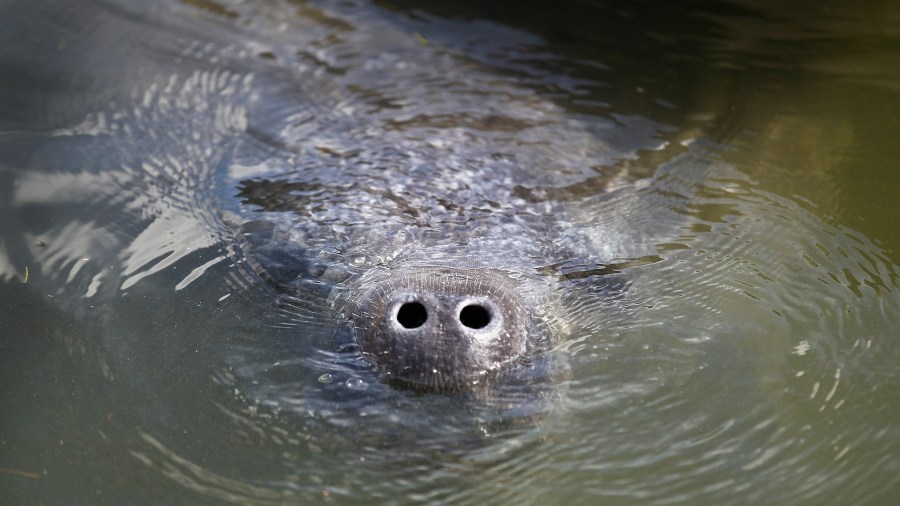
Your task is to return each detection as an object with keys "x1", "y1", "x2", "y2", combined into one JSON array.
[{"x1": 352, "y1": 267, "x2": 547, "y2": 390}]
